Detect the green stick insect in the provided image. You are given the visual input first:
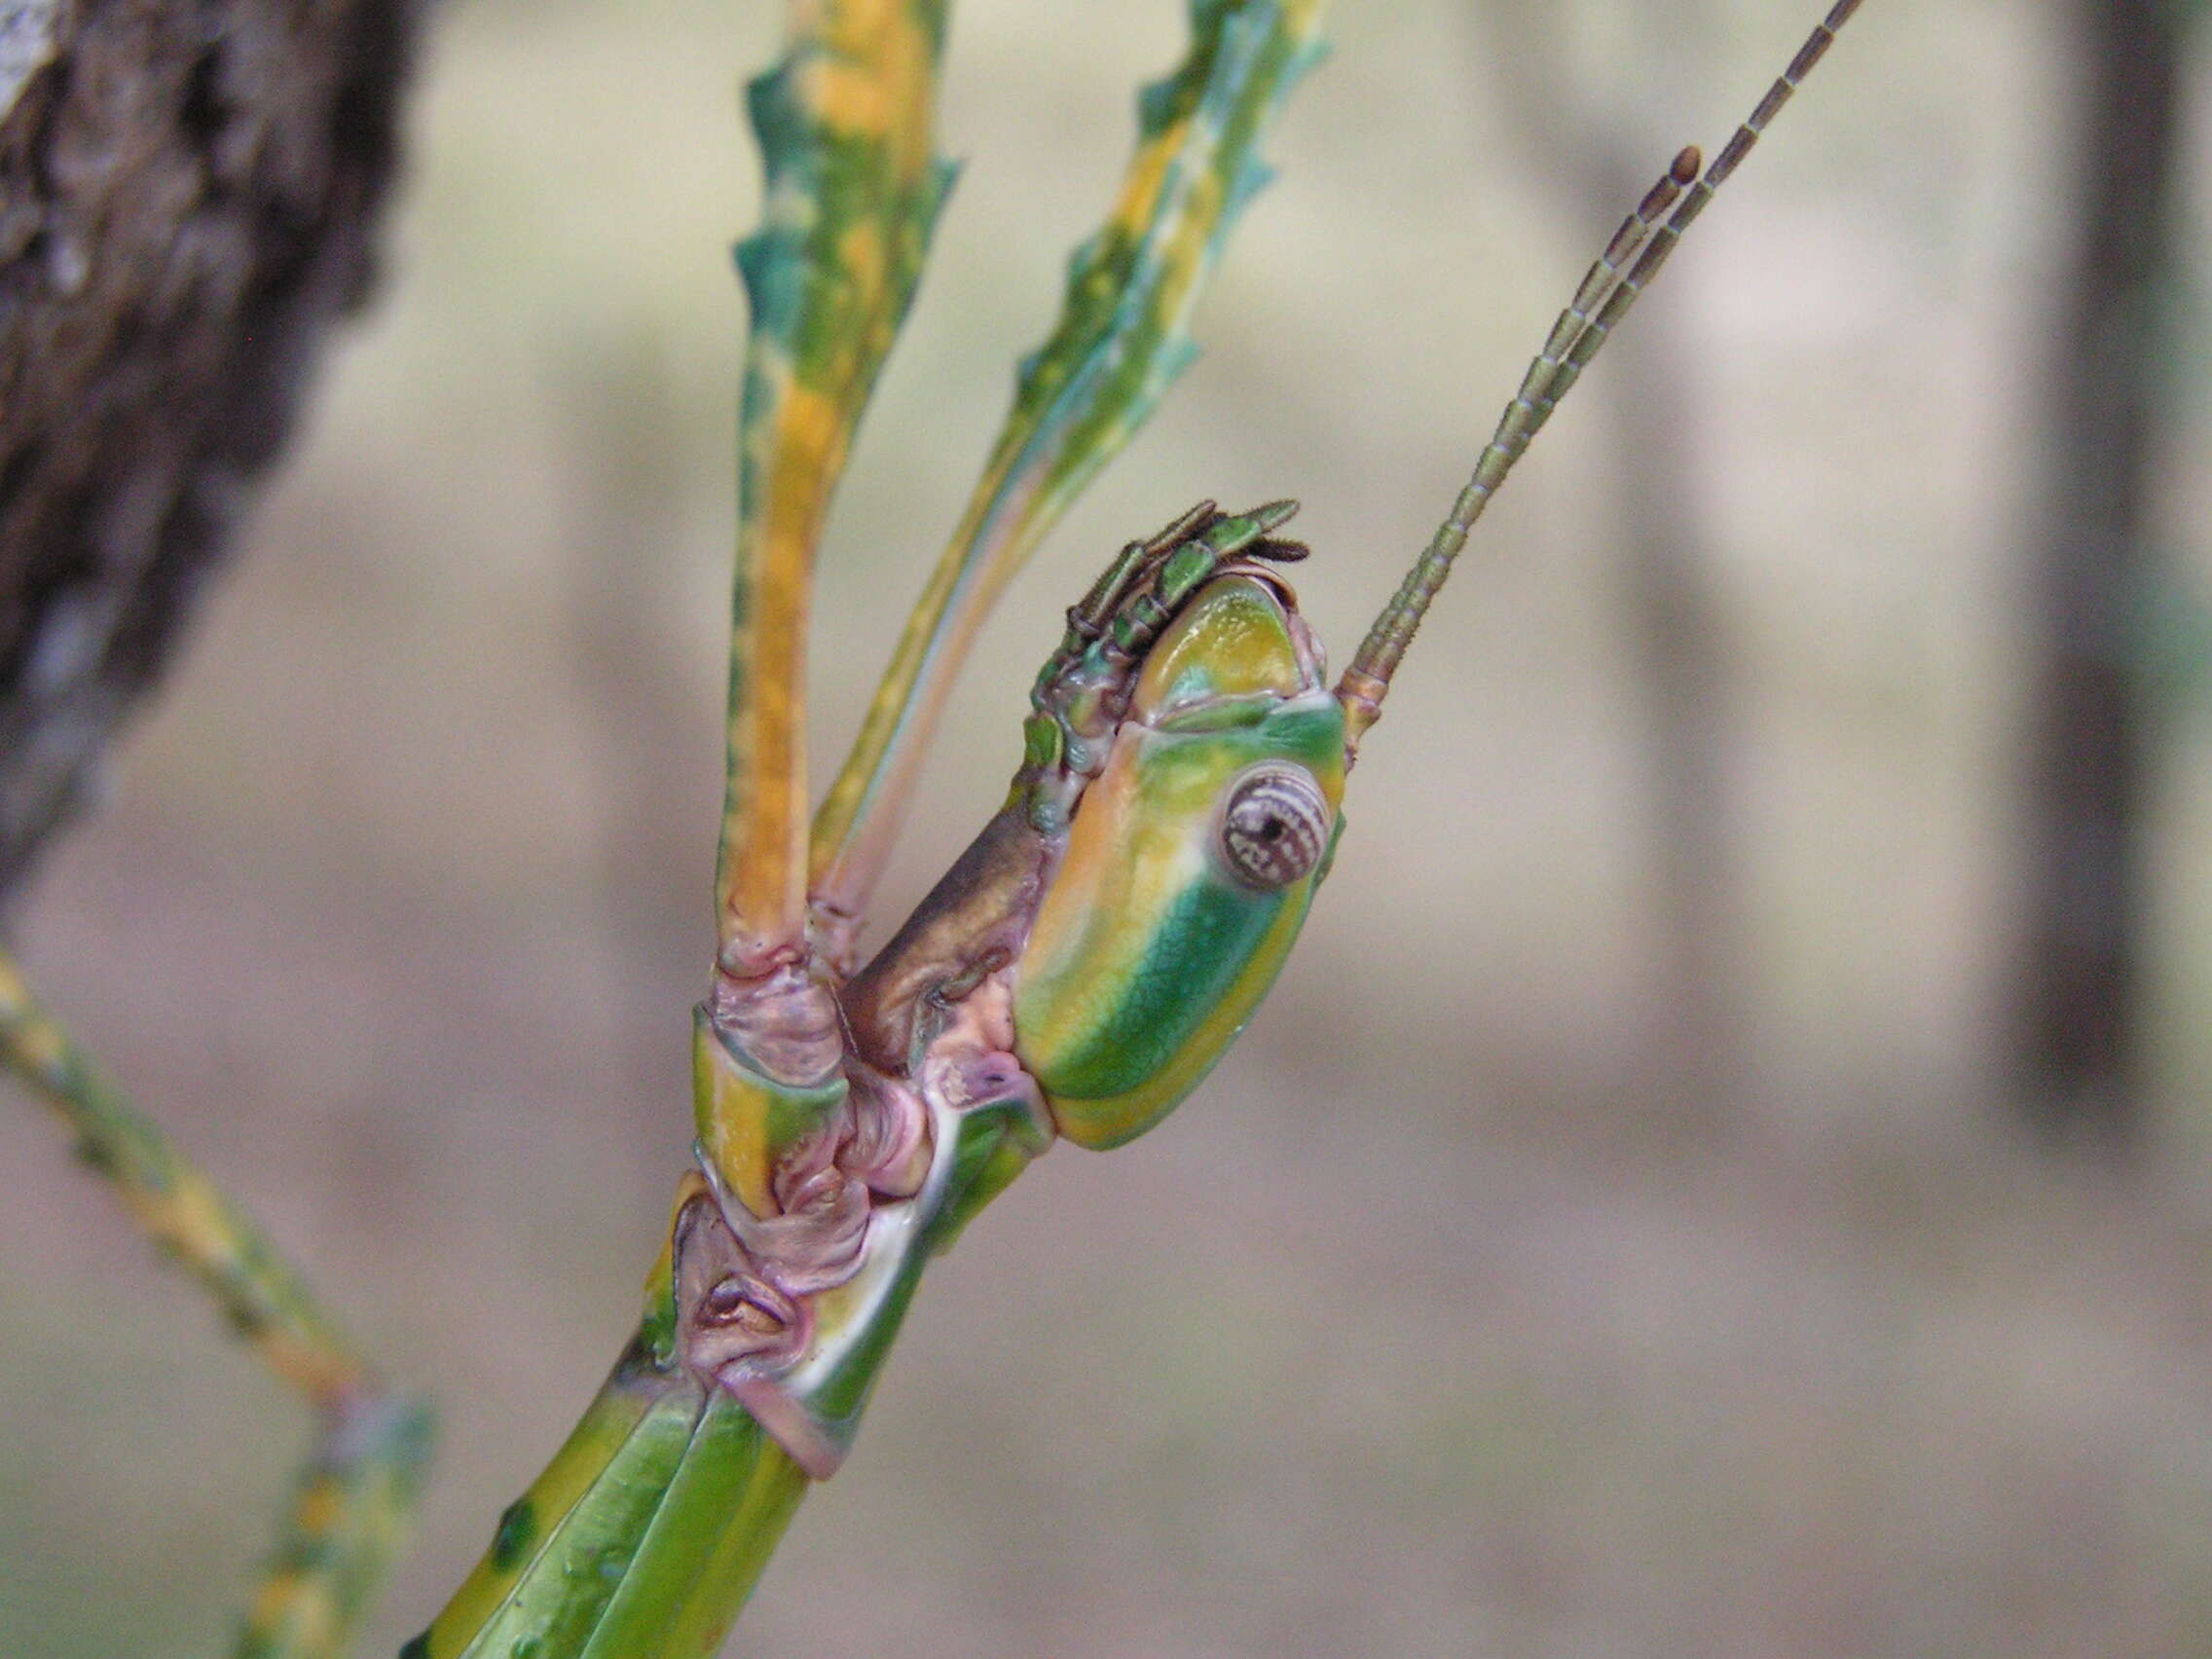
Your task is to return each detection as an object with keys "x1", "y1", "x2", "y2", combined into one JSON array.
[{"x1": 3, "y1": 1, "x2": 1861, "y2": 1654}]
